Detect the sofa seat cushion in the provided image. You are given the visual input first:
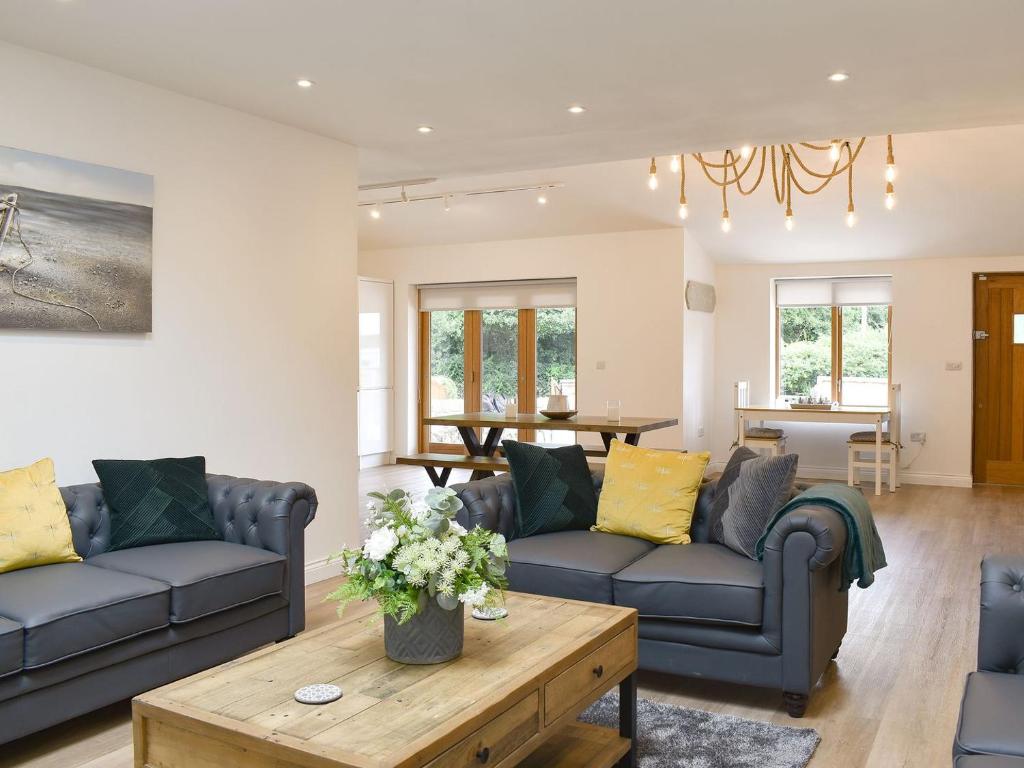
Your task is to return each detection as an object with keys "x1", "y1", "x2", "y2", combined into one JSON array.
[
  {"x1": 955, "y1": 671, "x2": 1024, "y2": 759},
  {"x1": 87, "y1": 541, "x2": 286, "y2": 623},
  {"x1": 0, "y1": 617, "x2": 22, "y2": 678},
  {"x1": 507, "y1": 531, "x2": 656, "y2": 603},
  {"x1": 956, "y1": 757, "x2": 1024, "y2": 768},
  {"x1": 612, "y1": 543, "x2": 764, "y2": 627},
  {"x1": 0, "y1": 563, "x2": 169, "y2": 668}
]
